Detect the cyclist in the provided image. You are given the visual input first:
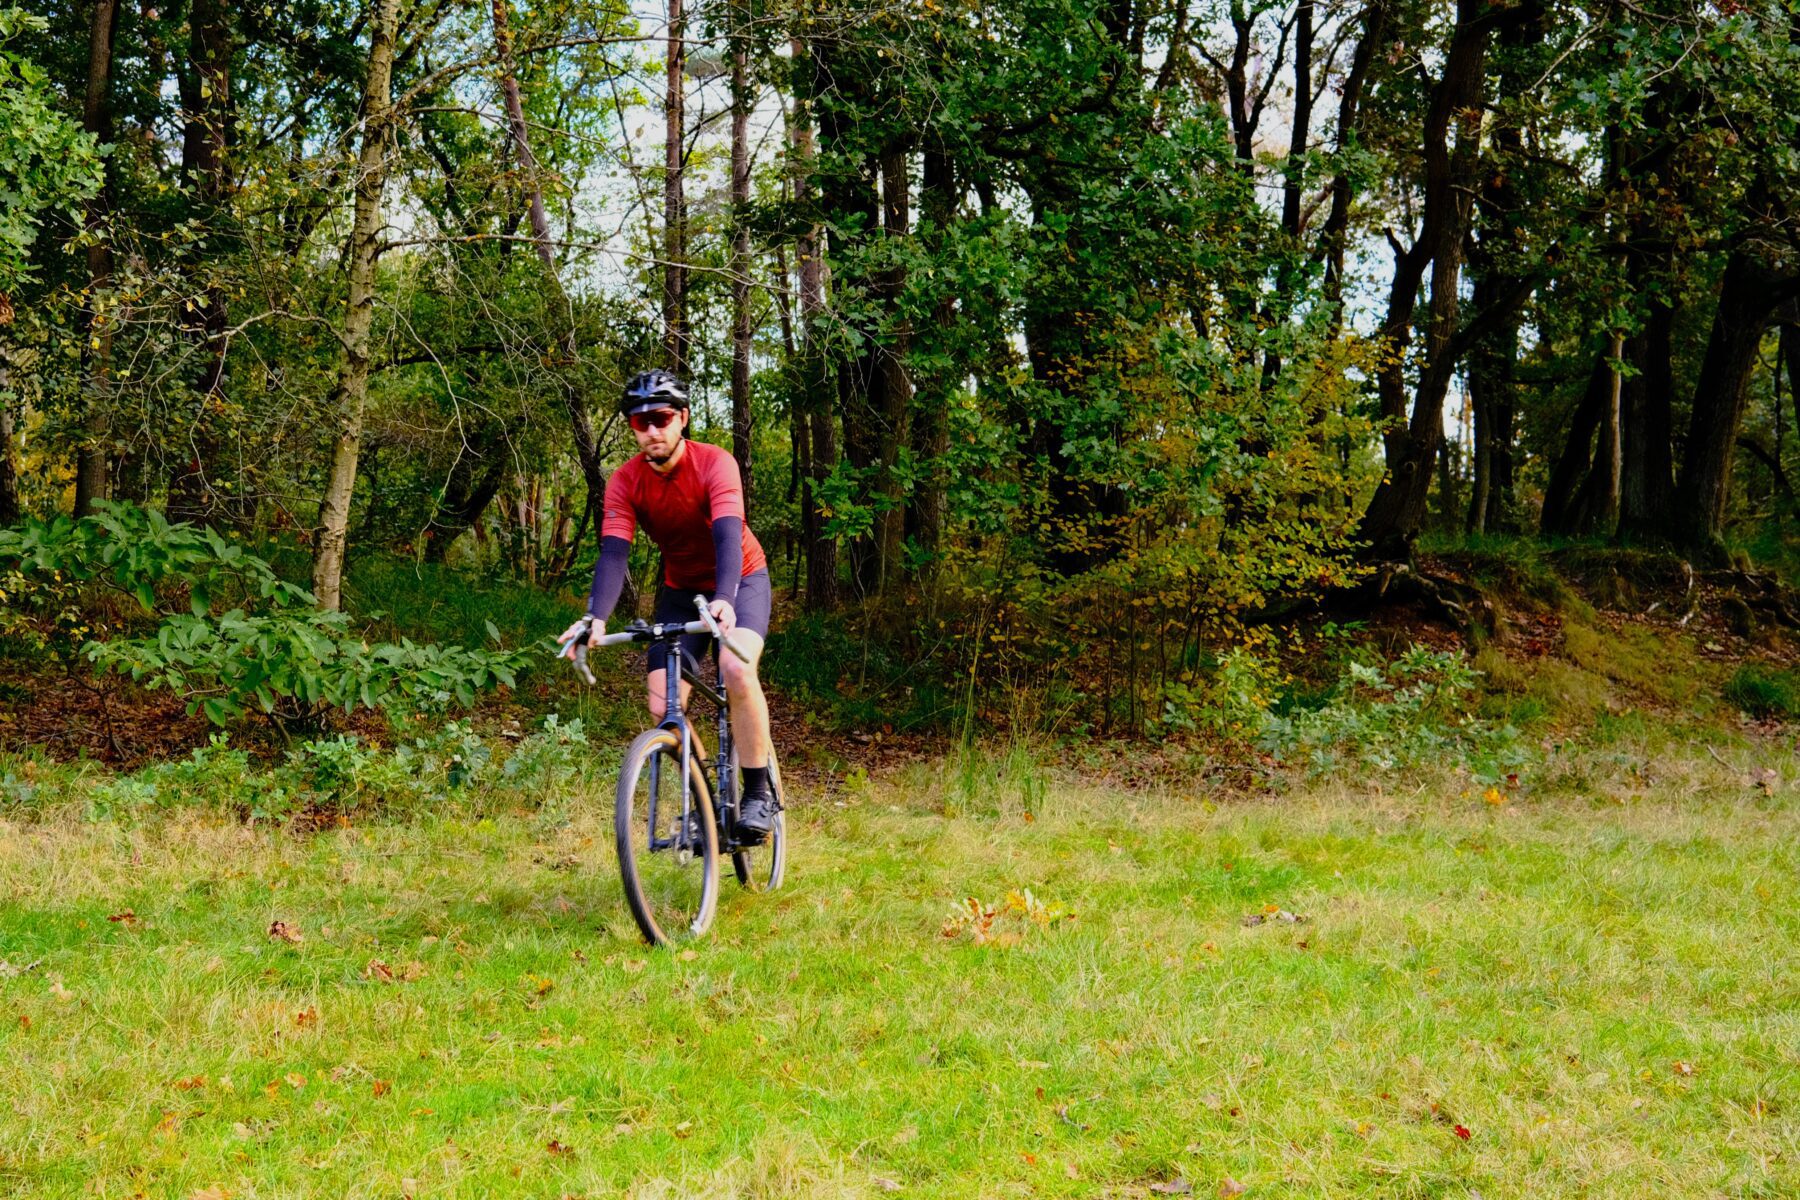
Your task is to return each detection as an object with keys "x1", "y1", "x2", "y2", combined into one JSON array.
[{"x1": 558, "y1": 370, "x2": 778, "y2": 842}]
